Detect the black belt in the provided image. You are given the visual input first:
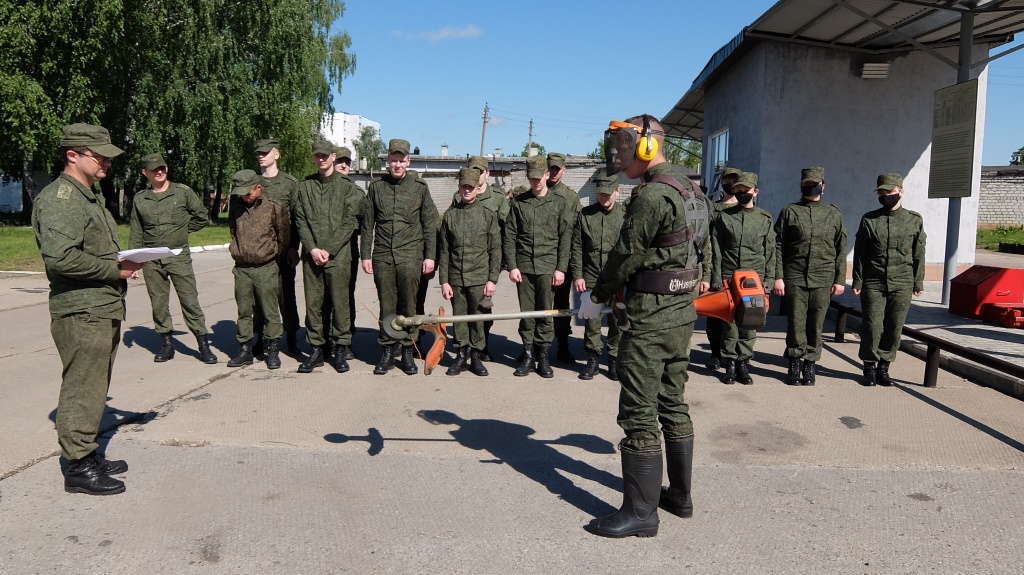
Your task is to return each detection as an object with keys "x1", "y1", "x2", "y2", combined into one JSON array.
[{"x1": 627, "y1": 269, "x2": 700, "y2": 295}]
